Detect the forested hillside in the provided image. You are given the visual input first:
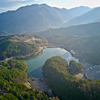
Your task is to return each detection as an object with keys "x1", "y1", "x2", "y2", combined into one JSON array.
[
  {"x1": 0, "y1": 59, "x2": 59, "y2": 100},
  {"x1": 36, "y1": 22, "x2": 100, "y2": 38},
  {"x1": 68, "y1": 60, "x2": 83, "y2": 75},
  {"x1": 0, "y1": 33, "x2": 48, "y2": 60},
  {"x1": 42, "y1": 56, "x2": 100, "y2": 100},
  {"x1": 36, "y1": 22, "x2": 100, "y2": 65},
  {"x1": 47, "y1": 34, "x2": 100, "y2": 65}
]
